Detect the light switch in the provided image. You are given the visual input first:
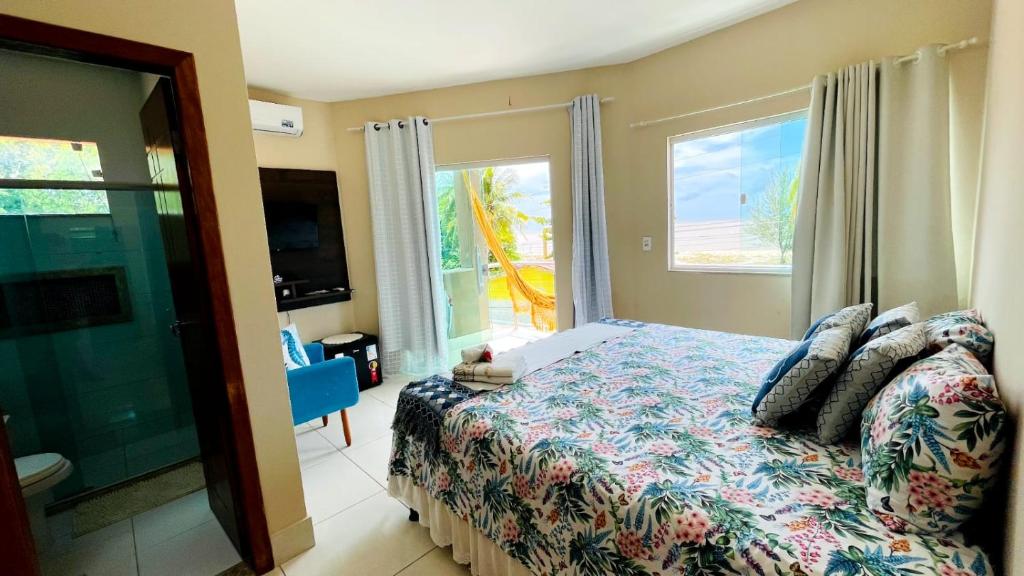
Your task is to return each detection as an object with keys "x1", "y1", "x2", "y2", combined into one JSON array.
[{"x1": 641, "y1": 236, "x2": 652, "y2": 252}]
